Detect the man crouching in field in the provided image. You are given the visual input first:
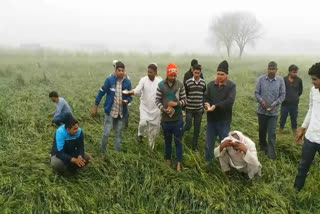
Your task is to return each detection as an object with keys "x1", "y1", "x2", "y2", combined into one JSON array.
[
  {"x1": 214, "y1": 131, "x2": 262, "y2": 179},
  {"x1": 49, "y1": 91, "x2": 73, "y2": 126},
  {"x1": 50, "y1": 116, "x2": 92, "y2": 175},
  {"x1": 294, "y1": 62, "x2": 320, "y2": 191}
]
